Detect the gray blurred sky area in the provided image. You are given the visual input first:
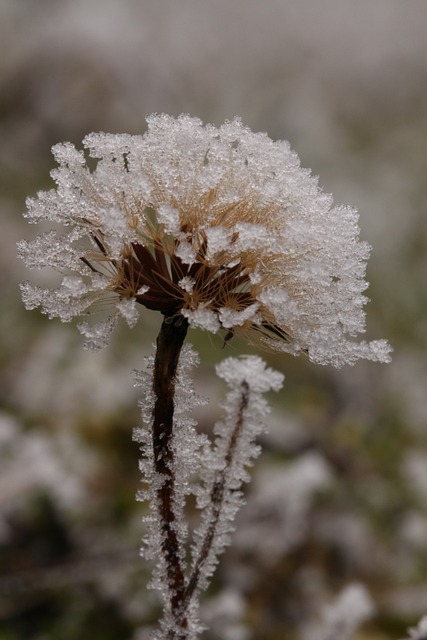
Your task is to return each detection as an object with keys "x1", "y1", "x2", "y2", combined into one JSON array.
[{"x1": 2, "y1": 0, "x2": 427, "y2": 162}]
